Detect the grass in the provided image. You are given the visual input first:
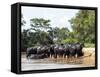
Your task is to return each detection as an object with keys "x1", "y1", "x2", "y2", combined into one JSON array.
[{"x1": 84, "y1": 43, "x2": 95, "y2": 48}]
